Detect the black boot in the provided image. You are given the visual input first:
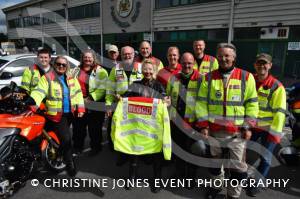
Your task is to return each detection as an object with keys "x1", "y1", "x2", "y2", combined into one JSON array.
[
  {"x1": 125, "y1": 161, "x2": 137, "y2": 190},
  {"x1": 205, "y1": 188, "x2": 223, "y2": 199},
  {"x1": 151, "y1": 163, "x2": 162, "y2": 193},
  {"x1": 66, "y1": 159, "x2": 77, "y2": 177}
]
